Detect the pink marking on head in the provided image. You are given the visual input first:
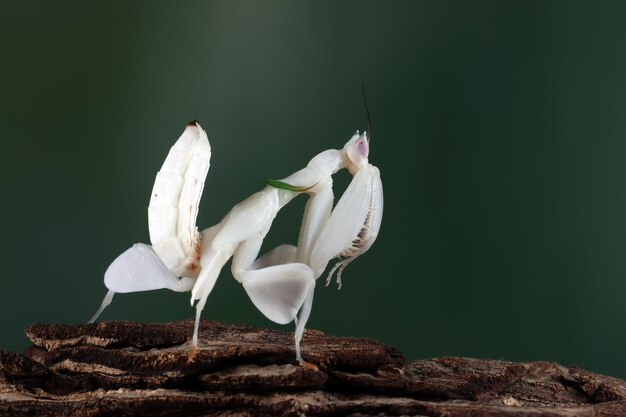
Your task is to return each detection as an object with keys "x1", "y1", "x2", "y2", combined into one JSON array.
[{"x1": 357, "y1": 137, "x2": 369, "y2": 158}]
